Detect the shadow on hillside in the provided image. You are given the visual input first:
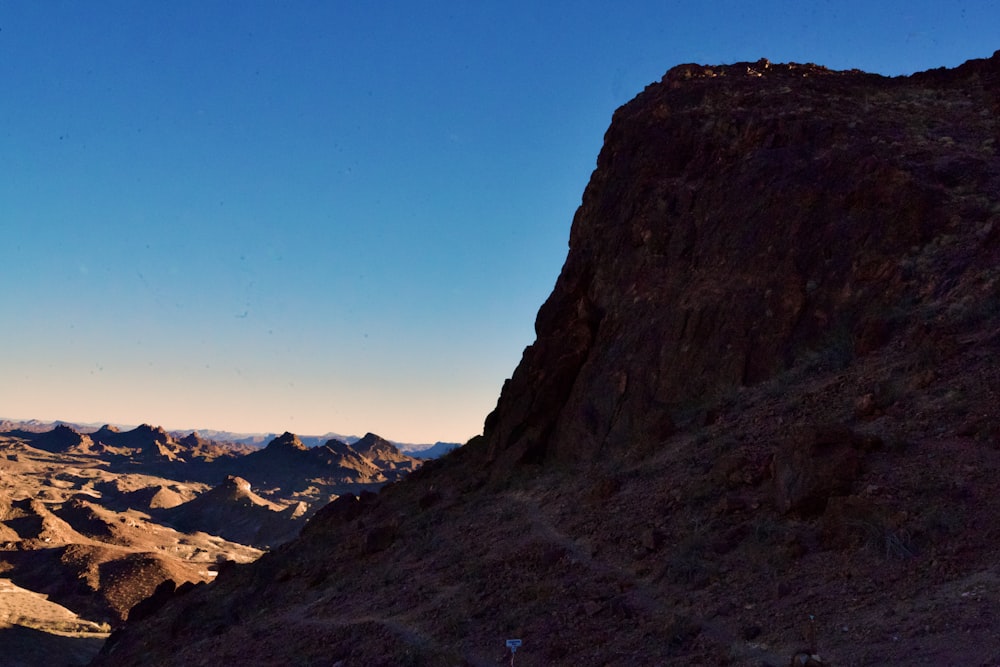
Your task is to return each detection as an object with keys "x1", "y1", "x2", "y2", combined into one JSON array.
[{"x1": 0, "y1": 624, "x2": 106, "y2": 667}]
